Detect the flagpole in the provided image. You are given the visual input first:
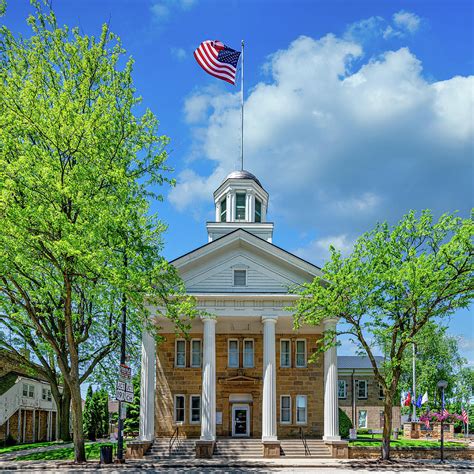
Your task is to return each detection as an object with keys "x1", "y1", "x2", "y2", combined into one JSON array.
[{"x1": 240, "y1": 39, "x2": 244, "y2": 171}]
